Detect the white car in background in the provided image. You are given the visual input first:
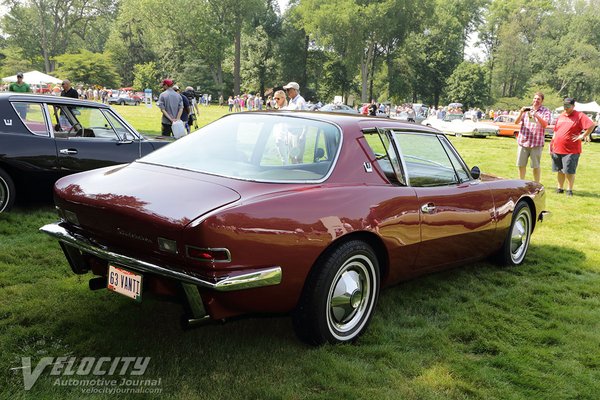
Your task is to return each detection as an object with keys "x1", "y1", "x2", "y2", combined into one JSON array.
[{"x1": 422, "y1": 113, "x2": 499, "y2": 137}]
